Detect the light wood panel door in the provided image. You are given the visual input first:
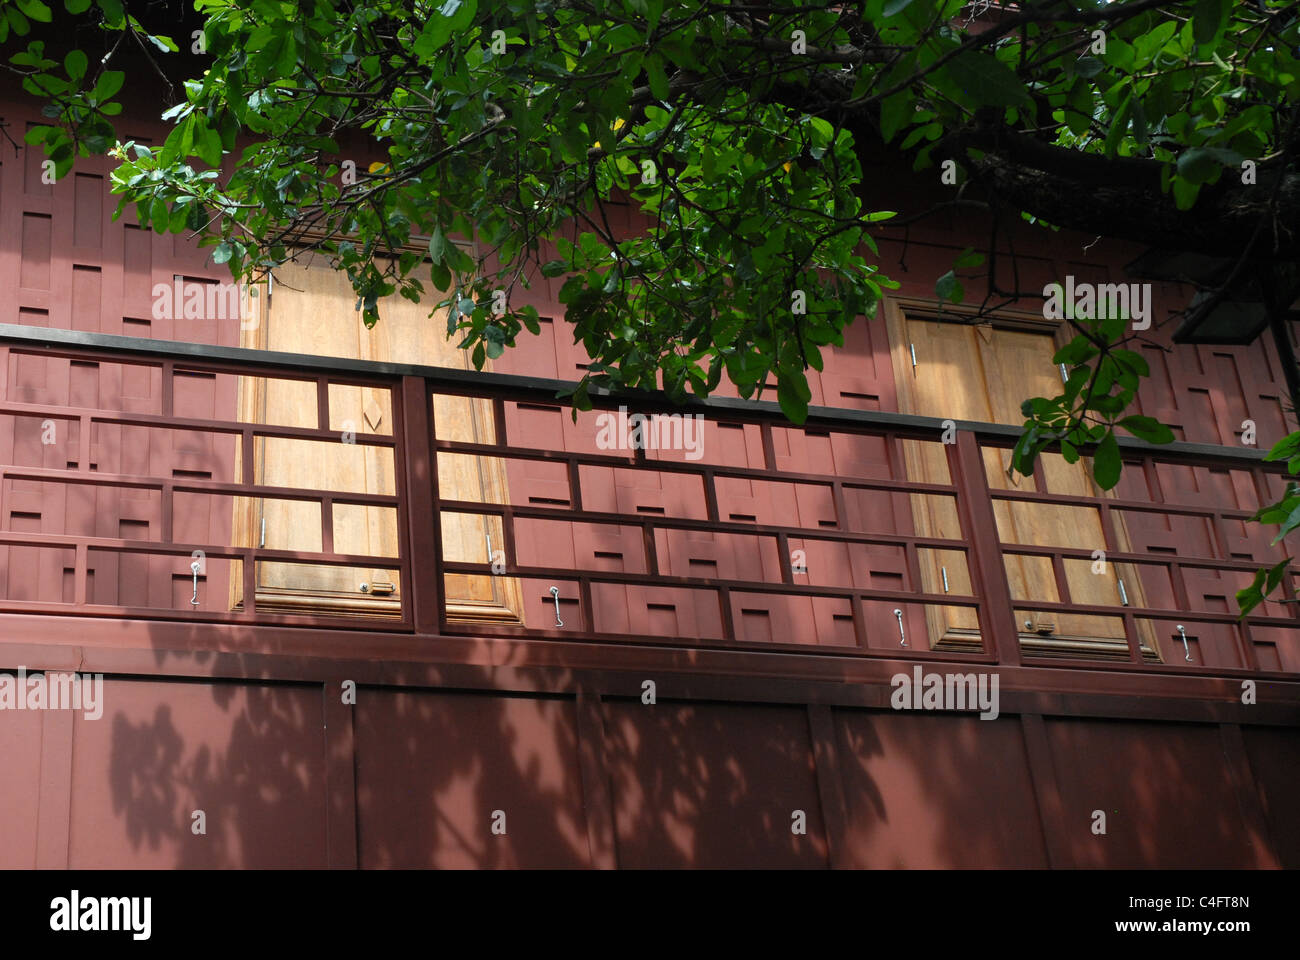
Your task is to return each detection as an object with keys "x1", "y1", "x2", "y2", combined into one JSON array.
[
  {"x1": 232, "y1": 257, "x2": 522, "y2": 622},
  {"x1": 886, "y1": 303, "x2": 1159, "y2": 660}
]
